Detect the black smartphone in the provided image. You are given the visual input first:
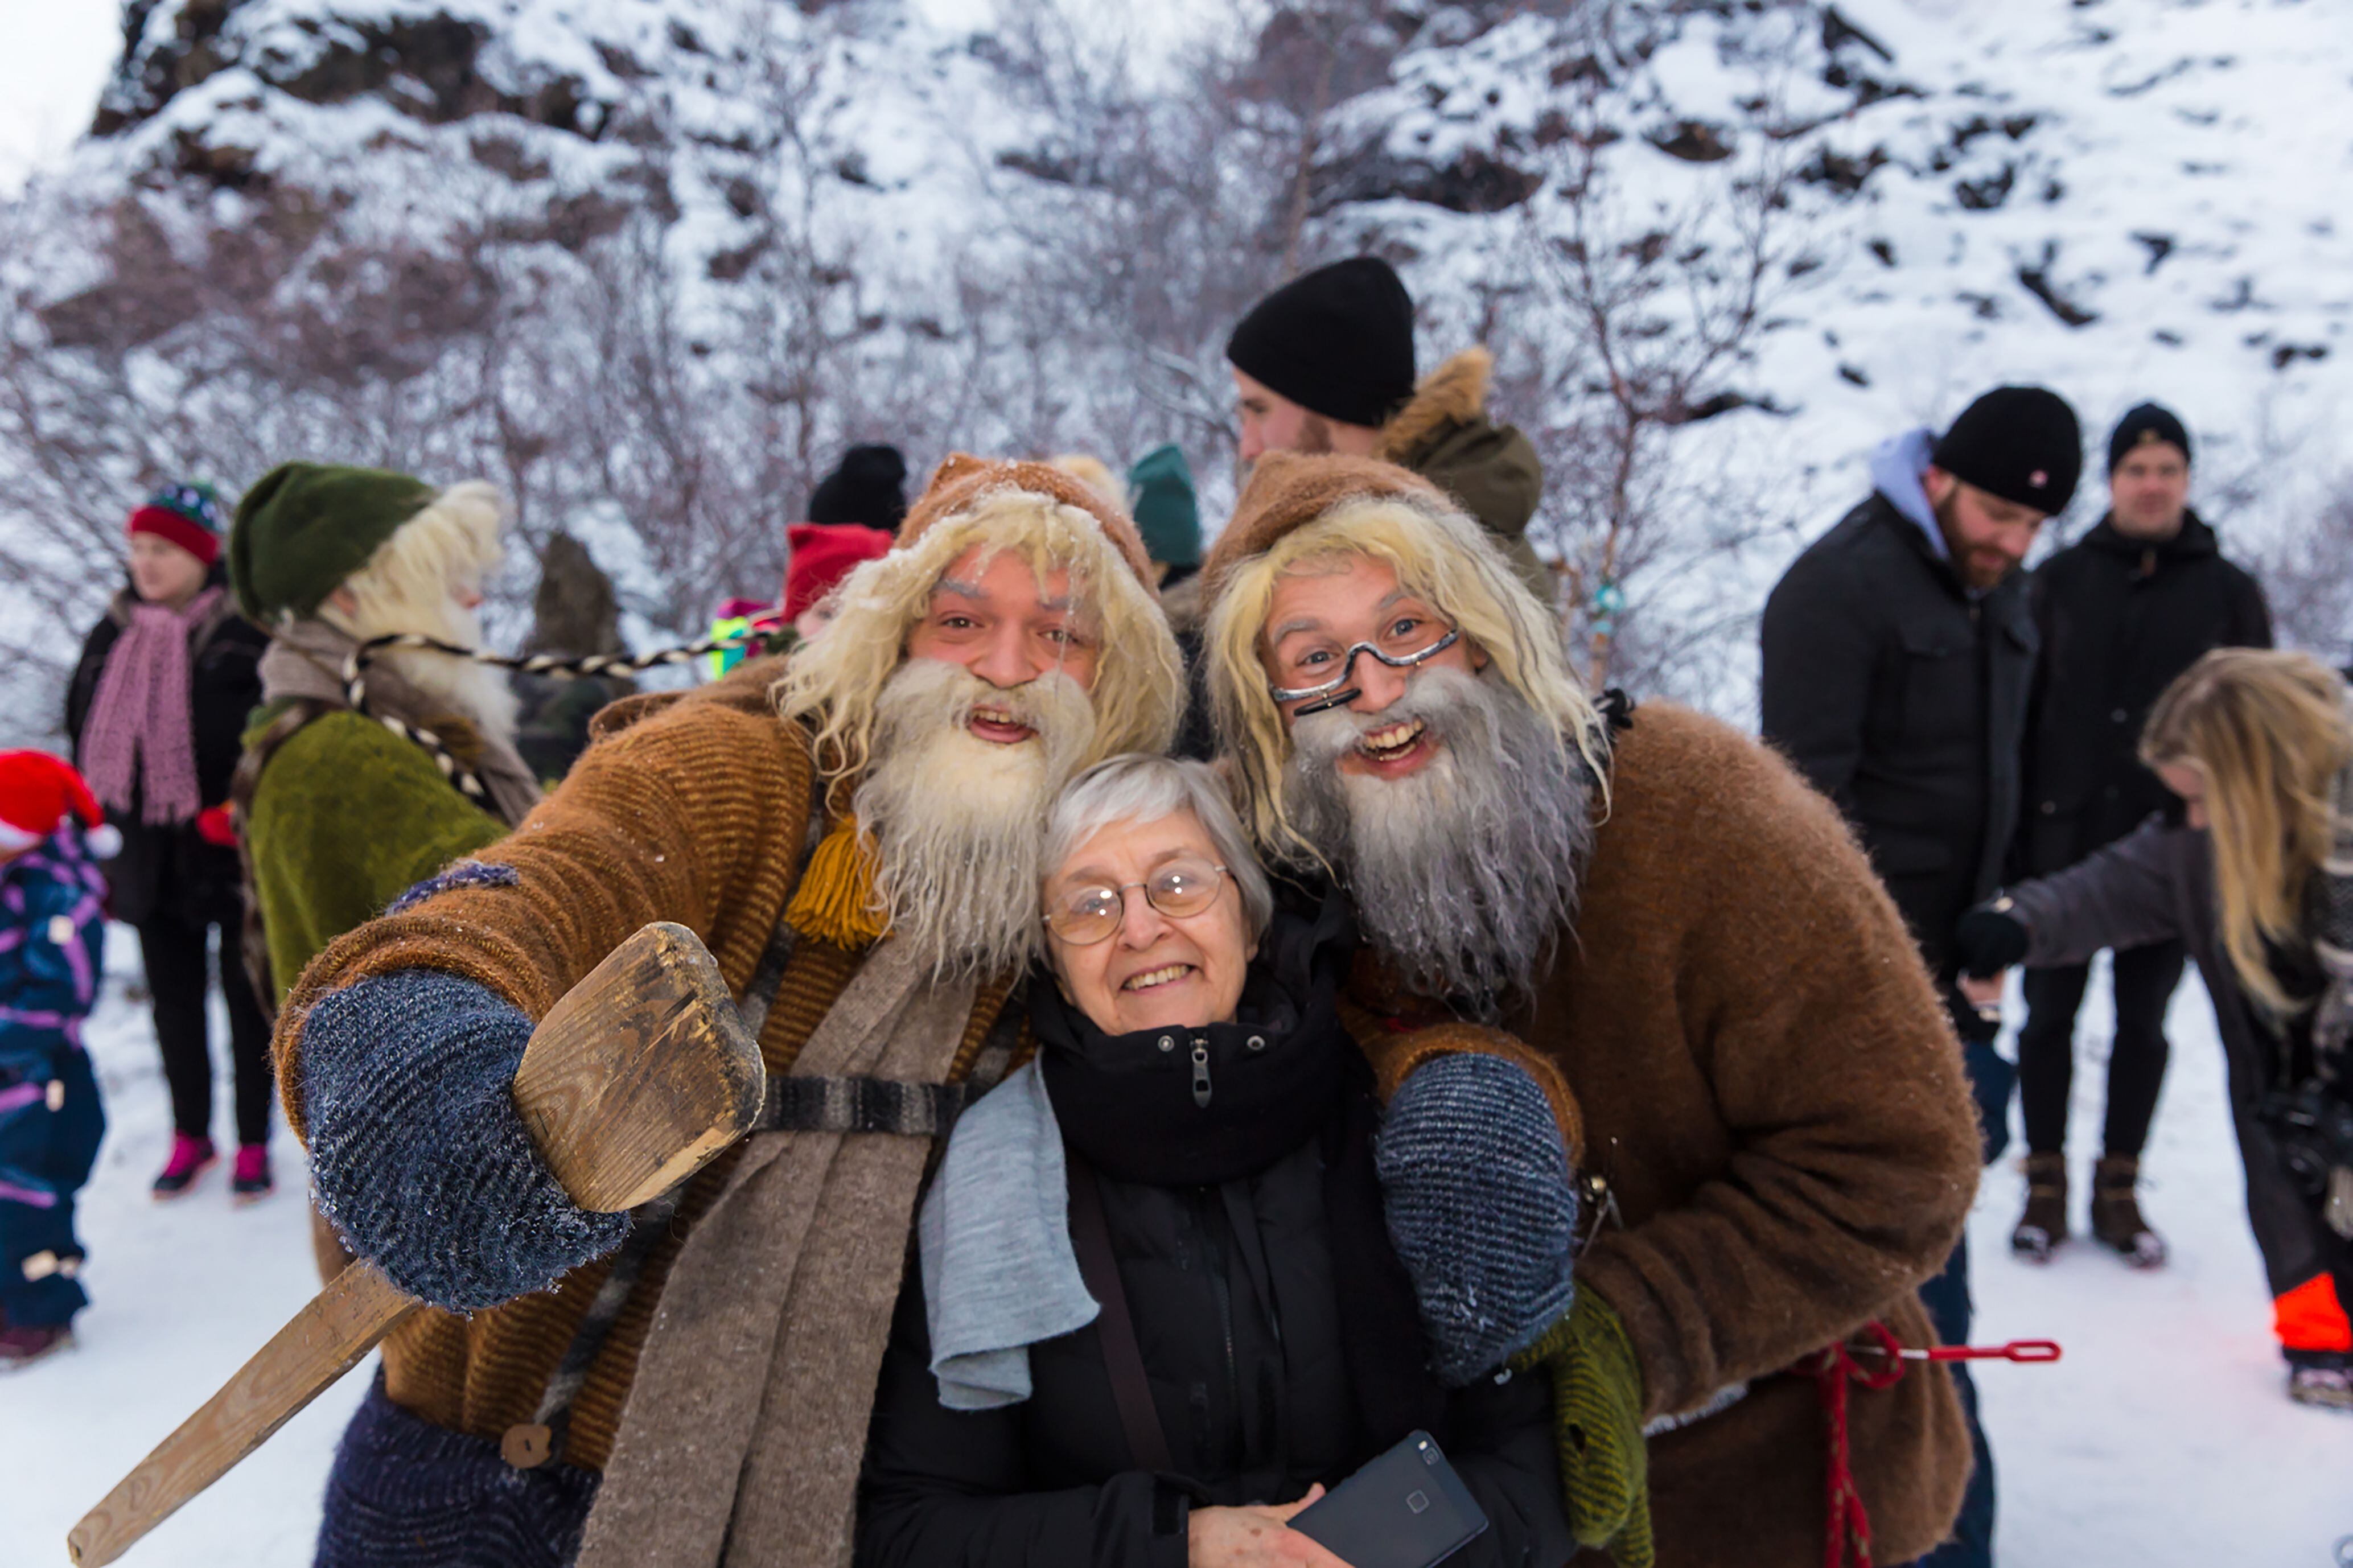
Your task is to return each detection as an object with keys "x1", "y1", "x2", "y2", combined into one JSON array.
[{"x1": 1290, "y1": 1430, "x2": 1490, "y2": 1568}]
